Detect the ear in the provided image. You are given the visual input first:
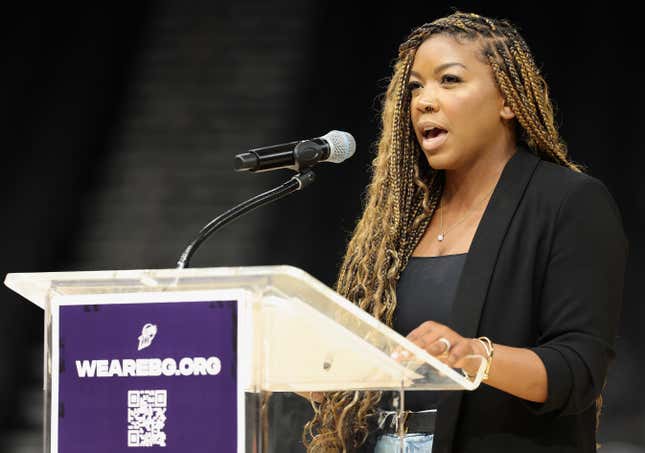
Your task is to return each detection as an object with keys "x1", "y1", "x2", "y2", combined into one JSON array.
[{"x1": 499, "y1": 98, "x2": 515, "y2": 120}]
